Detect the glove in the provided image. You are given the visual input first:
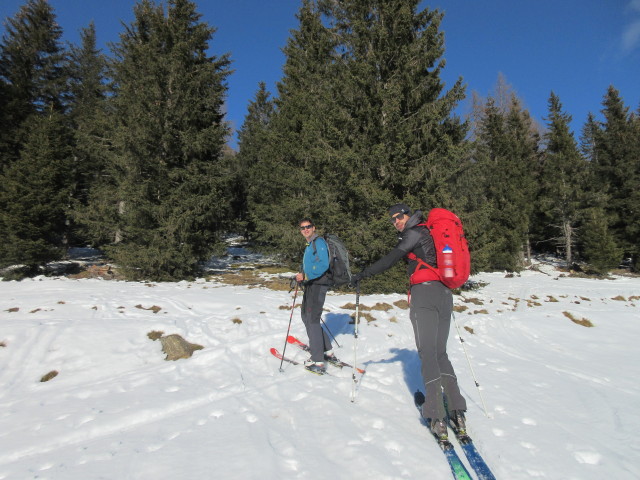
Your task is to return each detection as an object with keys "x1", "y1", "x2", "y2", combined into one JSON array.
[
  {"x1": 289, "y1": 276, "x2": 298, "y2": 290},
  {"x1": 350, "y1": 273, "x2": 364, "y2": 286}
]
